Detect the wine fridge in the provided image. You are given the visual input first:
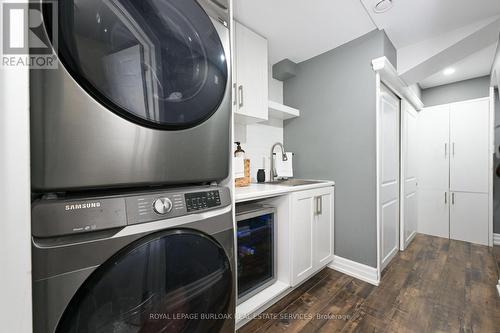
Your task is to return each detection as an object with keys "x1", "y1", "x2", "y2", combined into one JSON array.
[{"x1": 236, "y1": 204, "x2": 277, "y2": 304}]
